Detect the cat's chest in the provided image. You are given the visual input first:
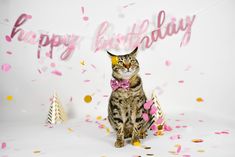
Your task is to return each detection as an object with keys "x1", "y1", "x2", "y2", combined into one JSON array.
[{"x1": 114, "y1": 88, "x2": 139, "y2": 98}]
